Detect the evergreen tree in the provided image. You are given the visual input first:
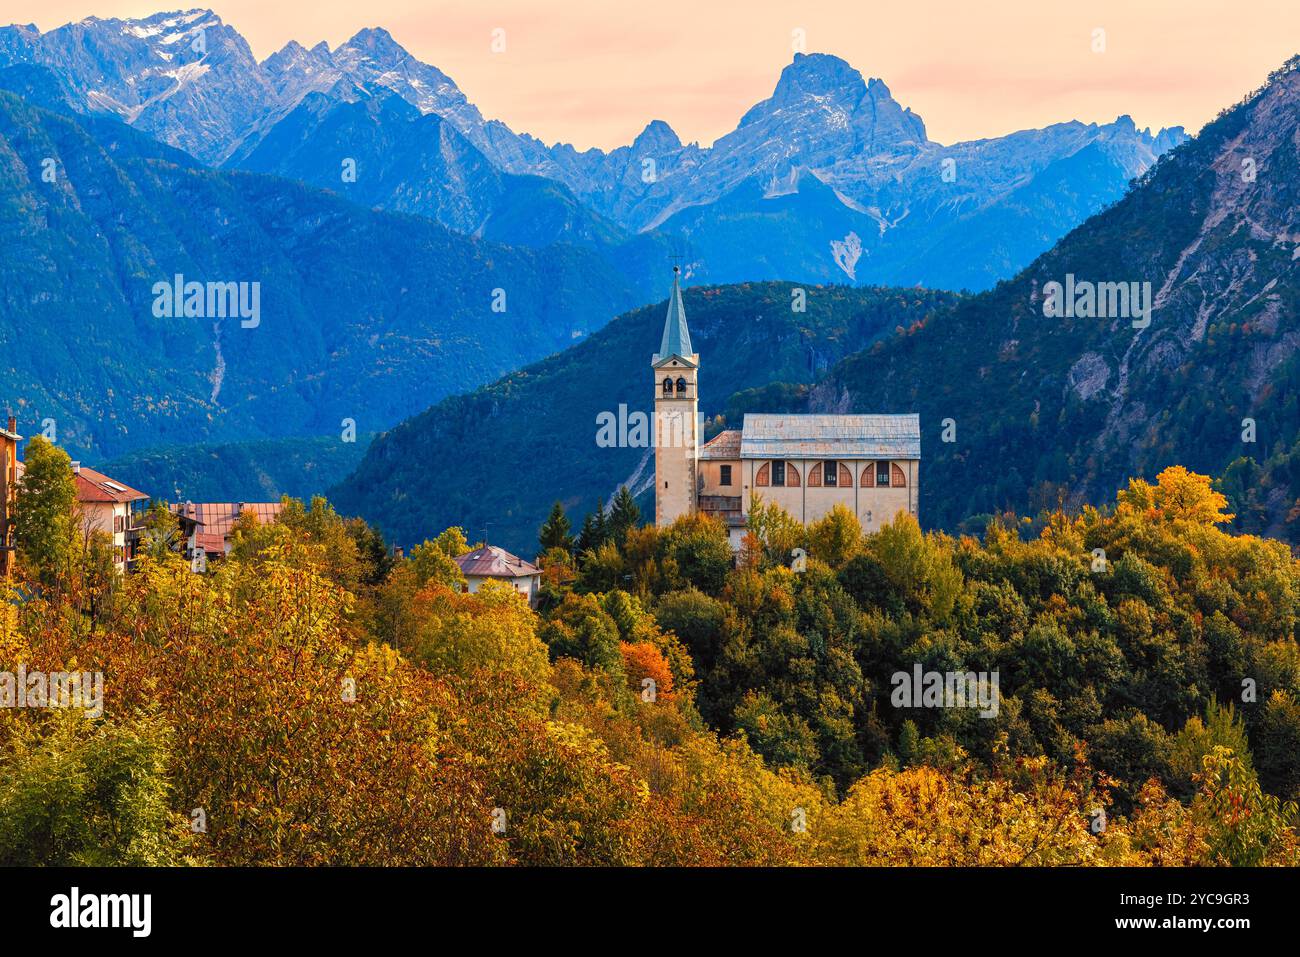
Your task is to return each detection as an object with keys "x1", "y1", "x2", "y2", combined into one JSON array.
[
  {"x1": 539, "y1": 501, "x2": 574, "y2": 554},
  {"x1": 576, "y1": 506, "x2": 611, "y2": 554},
  {"x1": 606, "y1": 486, "x2": 641, "y2": 546},
  {"x1": 12, "y1": 435, "x2": 78, "y2": 589},
  {"x1": 575, "y1": 511, "x2": 600, "y2": 554}
]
